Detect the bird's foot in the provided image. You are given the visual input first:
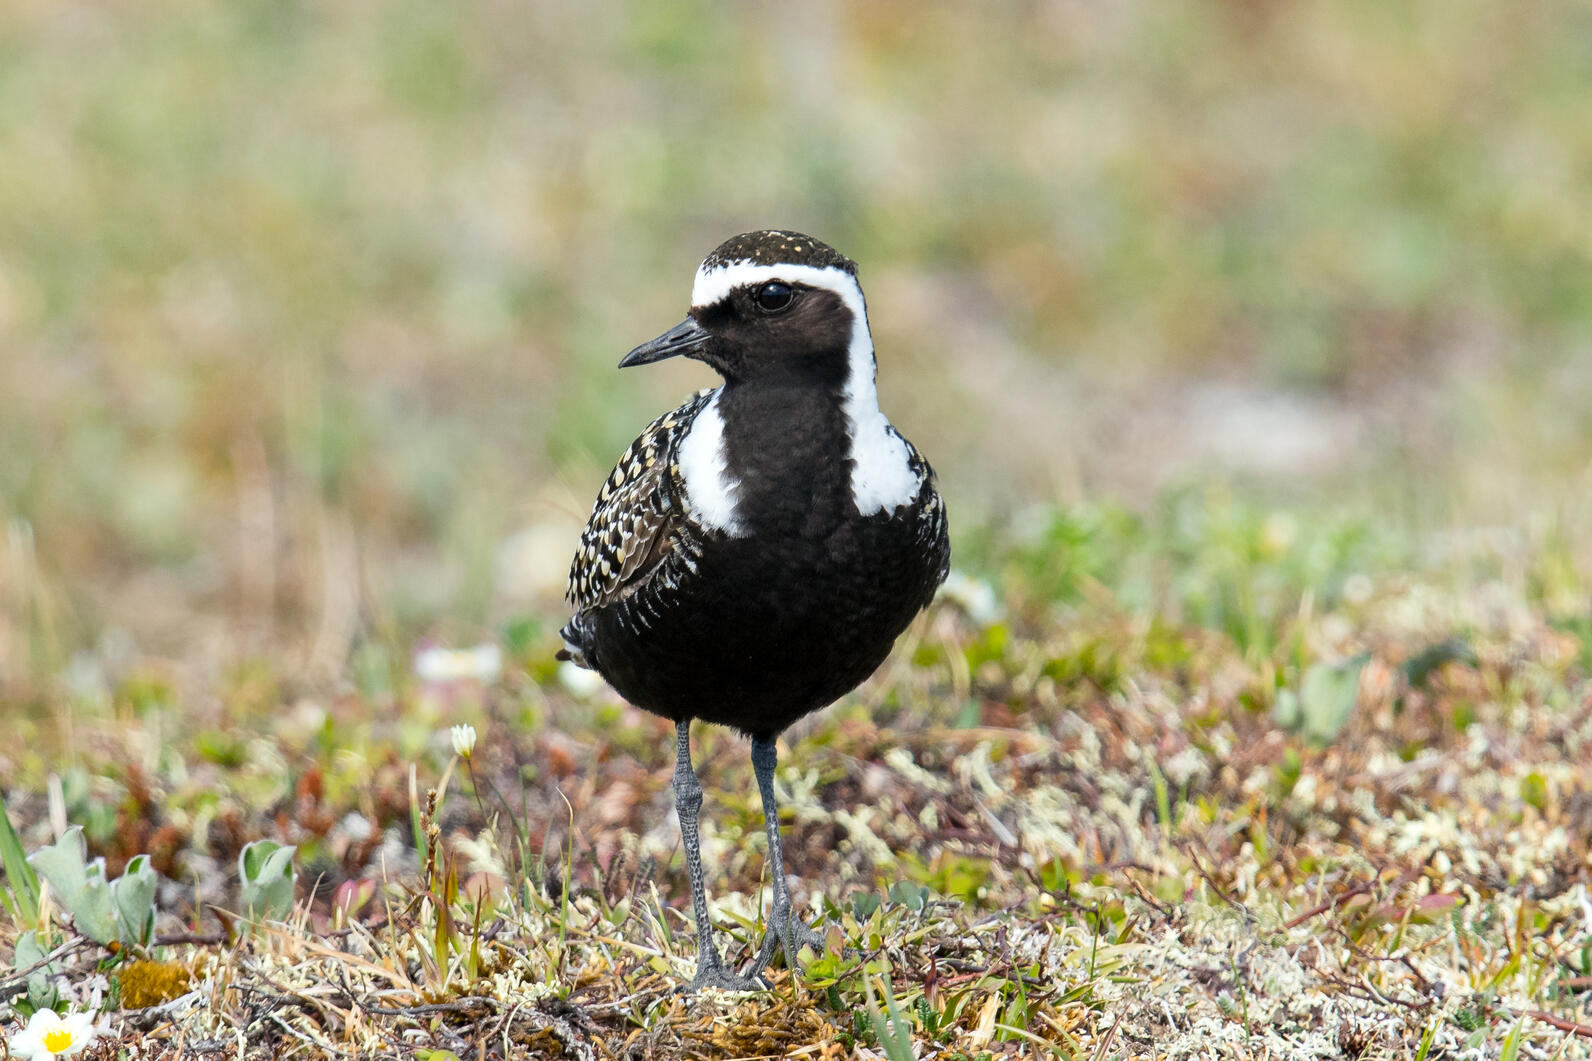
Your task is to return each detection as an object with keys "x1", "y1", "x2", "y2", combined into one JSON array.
[
  {"x1": 751, "y1": 908, "x2": 826, "y2": 977},
  {"x1": 684, "y1": 959, "x2": 770, "y2": 994}
]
